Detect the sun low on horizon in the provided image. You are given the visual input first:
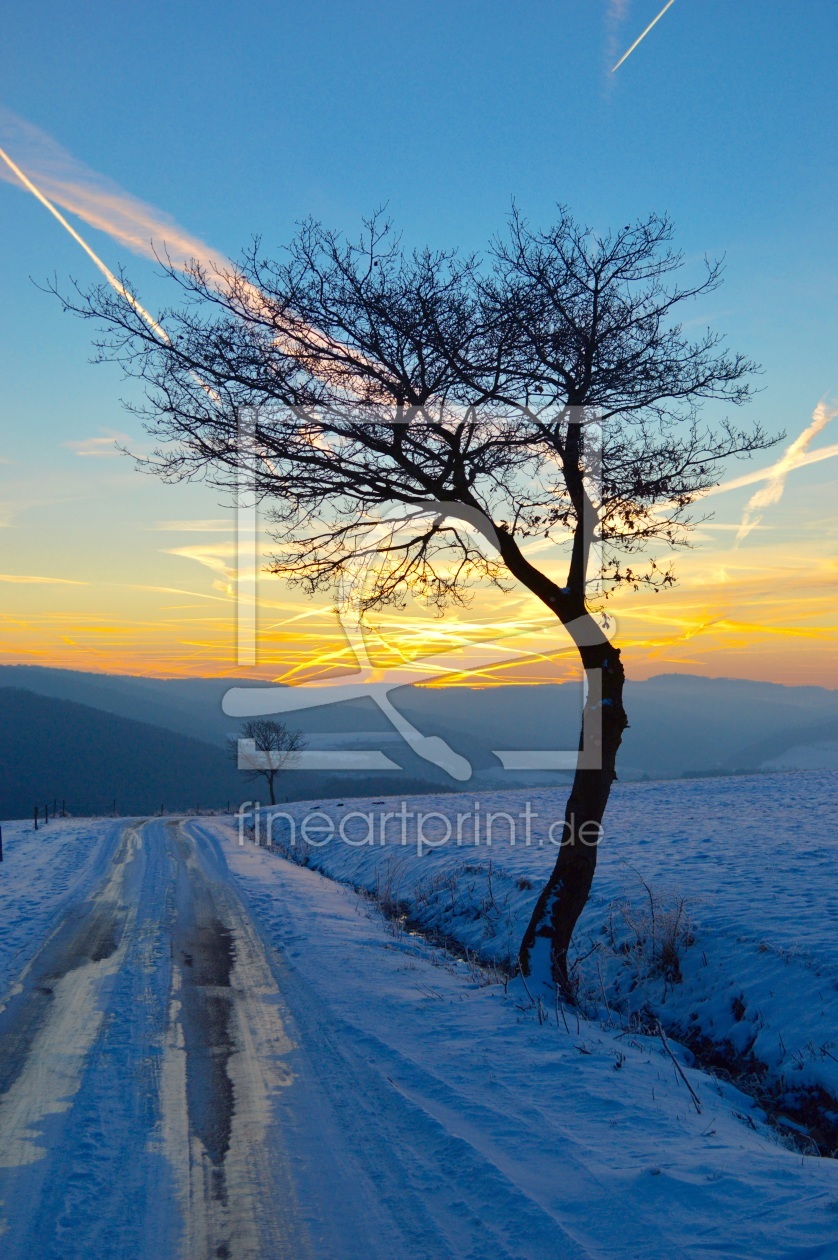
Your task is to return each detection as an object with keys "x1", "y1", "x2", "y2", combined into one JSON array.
[{"x1": 1, "y1": 1, "x2": 835, "y2": 691}]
